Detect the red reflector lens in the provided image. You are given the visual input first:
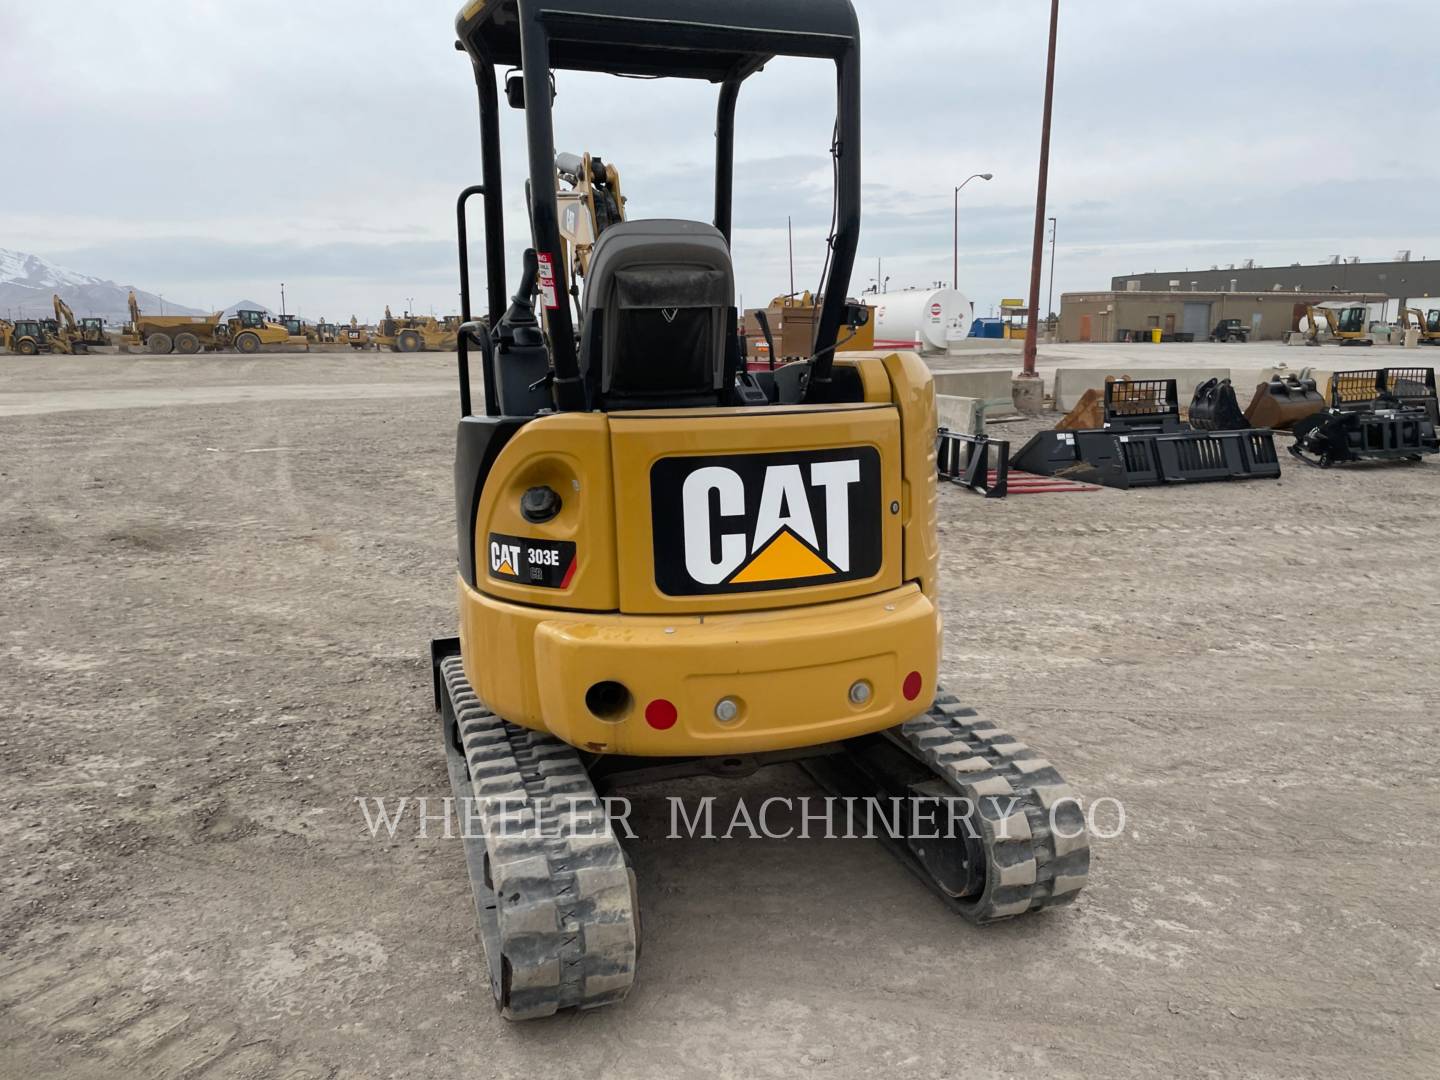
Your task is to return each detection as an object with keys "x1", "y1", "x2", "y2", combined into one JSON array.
[
  {"x1": 902, "y1": 671, "x2": 923, "y2": 702},
  {"x1": 644, "y1": 699, "x2": 678, "y2": 730}
]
